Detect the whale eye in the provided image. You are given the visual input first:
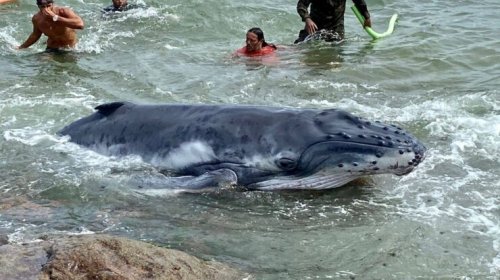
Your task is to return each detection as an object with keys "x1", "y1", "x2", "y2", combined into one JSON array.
[{"x1": 276, "y1": 157, "x2": 297, "y2": 170}]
